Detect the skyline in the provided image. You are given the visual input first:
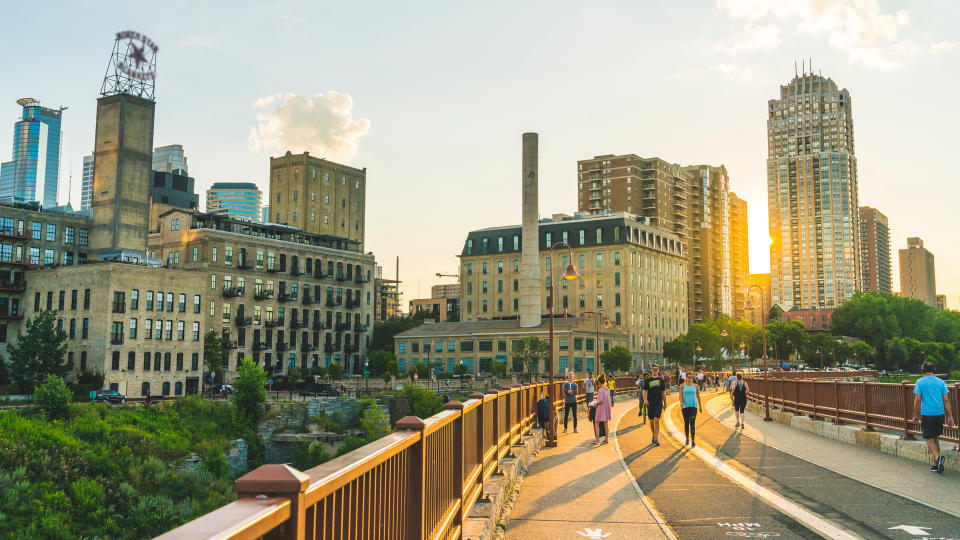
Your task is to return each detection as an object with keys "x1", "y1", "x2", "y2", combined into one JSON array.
[{"x1": 1, "y1": 1, "x2": 958, "y2": 308}]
